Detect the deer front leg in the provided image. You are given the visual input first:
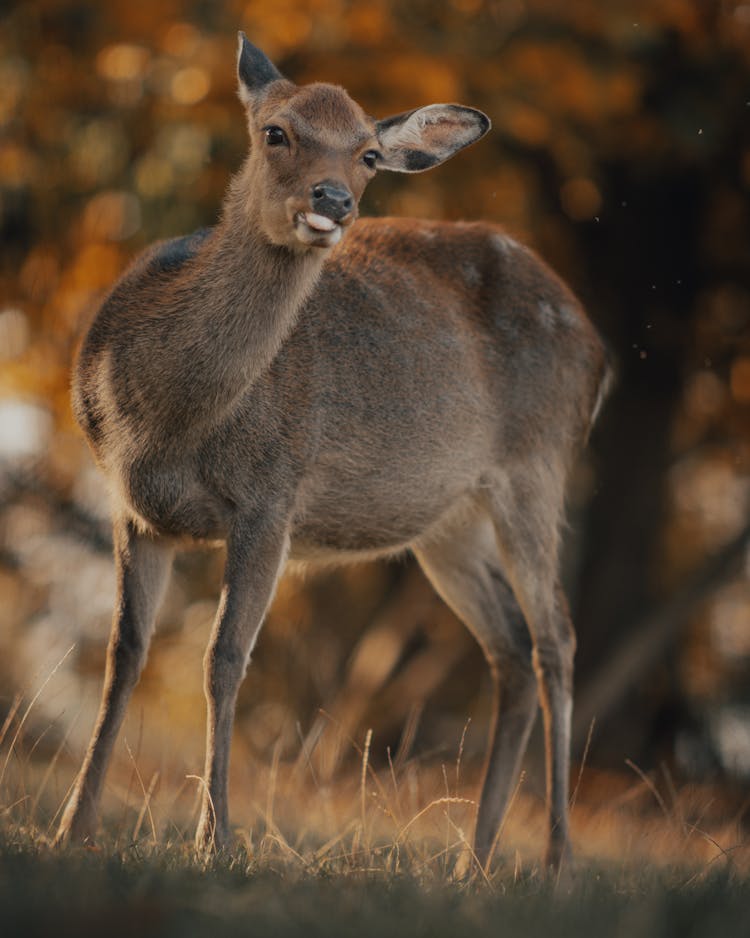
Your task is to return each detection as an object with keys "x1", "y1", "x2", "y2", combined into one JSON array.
[
  {"x1": 195, "y1": 512, "x2": 290, "y2": 854},
  {"x1": 55, "y1": 520, "x2": 173, "y2": 846}
]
